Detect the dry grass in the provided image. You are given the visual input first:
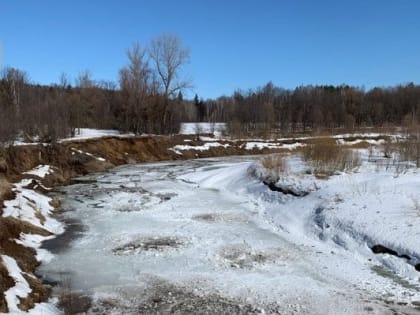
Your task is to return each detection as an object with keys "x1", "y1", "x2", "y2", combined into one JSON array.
[
  {"x1": 0, "y1": 217, "x2": 51, "y2": 312},
  {"x1": 381, "y1": 132, "x2": 420, "y2": 170},
  {"x1": 302, "y1": 138, "x2": 361, "y2": 178},
  {"x1": 0, "y1": 257, "x2": 14, "y2": 312},
  {"x1": 0, "y1": 177, "x2": 13, "y2": 205},
  {"x1": 260, "y1": 154, "x2": 288, "y2": 182}
]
